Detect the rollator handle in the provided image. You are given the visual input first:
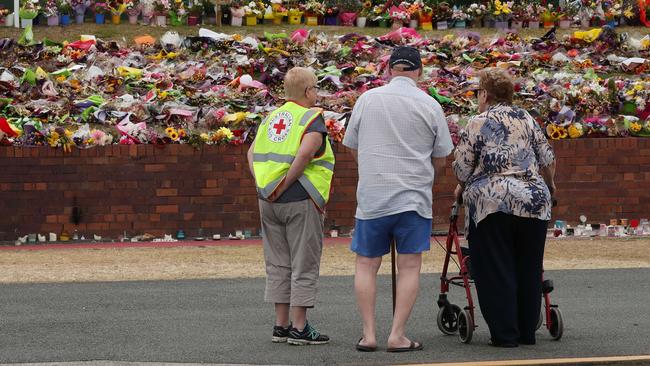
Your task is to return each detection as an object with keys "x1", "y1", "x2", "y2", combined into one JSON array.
[{"x1": 450, "y1": 202, "x2": 459, "y2": 221}]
